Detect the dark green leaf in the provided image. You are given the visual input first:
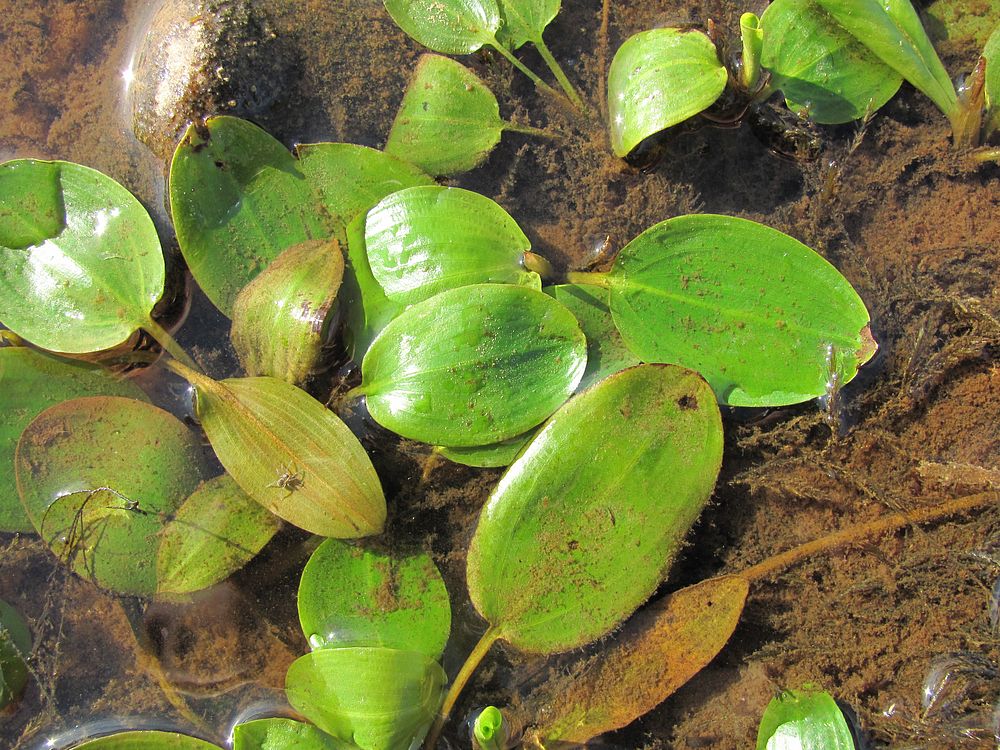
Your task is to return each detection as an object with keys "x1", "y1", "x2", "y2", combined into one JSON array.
[
  {"x1": 285, "y1": 647, "x2": 447, "y2": 750},
  {"x1": 355, "y1": 284, "x2": 586, "y2": 447},
  {"x1": 467, "y1": 364, "x2": 724, "y2": 653},
  {"x1": 156, "y1": 474, "x2": 282, "y2": 596},
  {"x1": 756, "y1": 687, "x2": 856, "y2": 750},
  {"x1": 179, "y1": 368, "x2": 386, "y2": 538},
  {"x1": 298, "y1": 539, "x2": 451, "y2": 659},
  {"x1": 0, "y1": 346, "x2": 148, "y2": 532},
  {"x1": 0, "y1": 160, "x2": 165, "y2": 353},
  {"x1": 545, "y1": 284, "x2": 639, "y2": 391},
  {"x1": 169, "y1": 116, "x2": 334, "y2": 316},
  {"x1": 233, "y1": 718, "x2": 346, "y2": 750},
  {"x1": 67, "y1": 731, "x2": 222, "y2": 749},
  {"x1": 760, "y1": 0, "x2": 902, "y2": 123},
  {"x1": 386, "y1": 55, "x2": 505, "y2": 176},
  {"x1": 364, "y1": 186, "x2": 538, "y2": 307},
  {"x1": 605, "y1": 214, "x2": 877, "y2": 406},
  {"x1": 383, "y1": 0, "x2": 501, "y2": 55},
  {"x1": 0, "y1": 599, "x2": 30, "y2": 708},
  {"x1": 231, "y1": 238, "x2": 345, "y2": 386},
  {"x1": 16, "y1": 396, "x2": 209, "y2": 595},
  {"x1": 607, "y1": 29, "x2": 727, "y2": 156}
]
